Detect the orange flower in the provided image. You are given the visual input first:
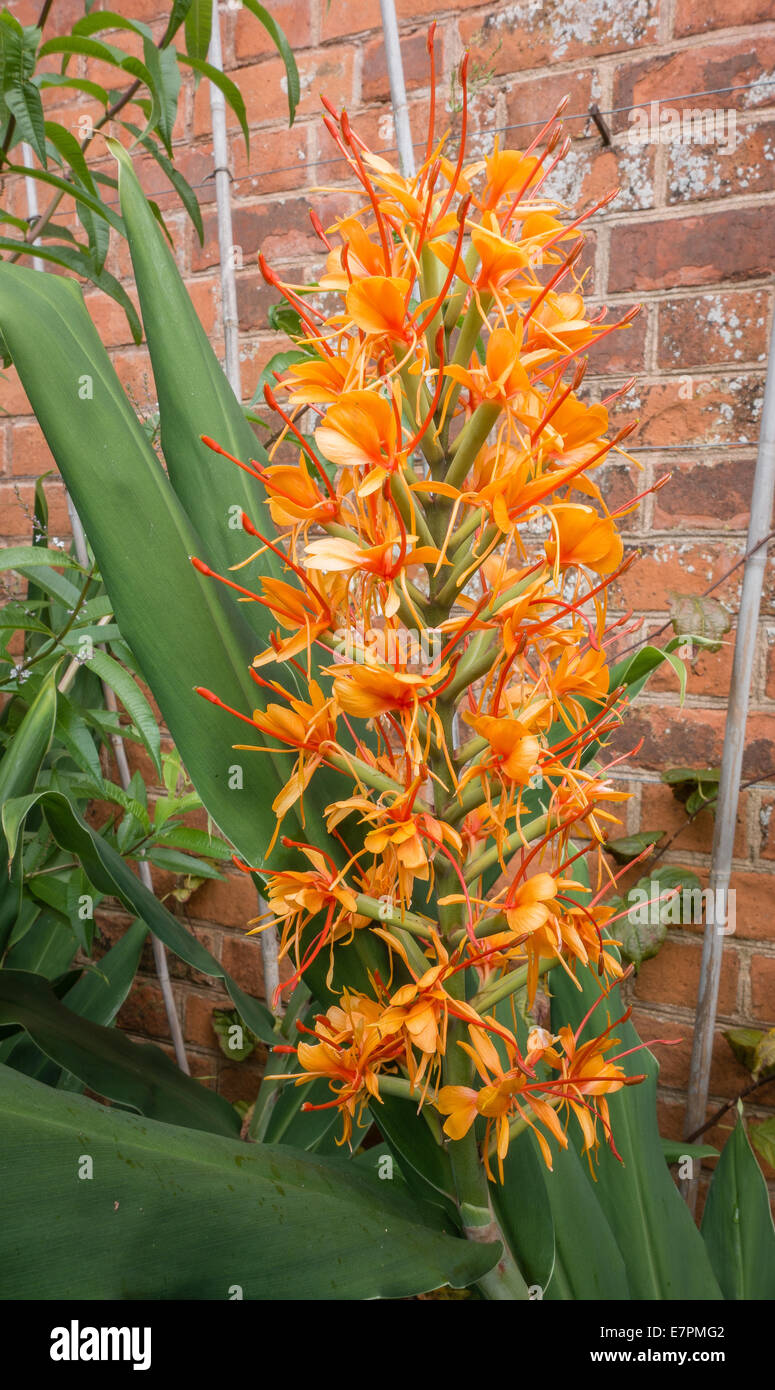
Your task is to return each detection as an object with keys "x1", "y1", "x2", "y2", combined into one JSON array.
[{"x1": 545, "y1": 502, "x2": 623, "y2": 576}]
